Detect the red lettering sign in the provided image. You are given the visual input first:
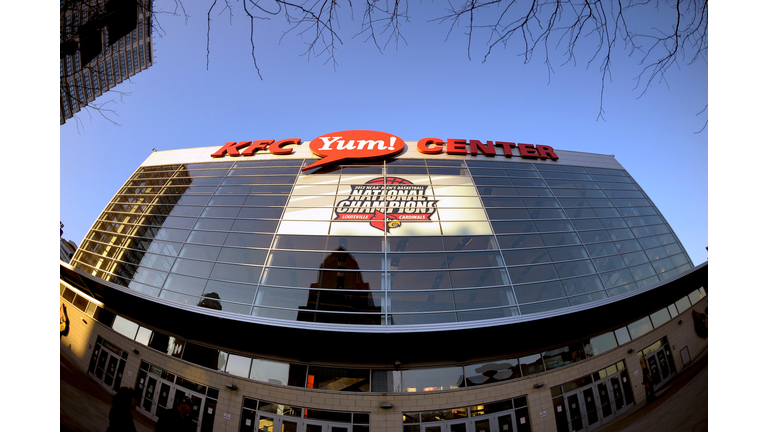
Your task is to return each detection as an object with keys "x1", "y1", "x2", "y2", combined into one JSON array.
[
  {"x1": 211, "y1": 139, "x2": 300, "y2": 158},
  {"x1": 303, "y1": 130, "x2": 405, "y2": 171},
  {"x1": 416, "y1": 138, "x2": 558, "y2": 160}
]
